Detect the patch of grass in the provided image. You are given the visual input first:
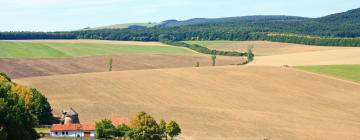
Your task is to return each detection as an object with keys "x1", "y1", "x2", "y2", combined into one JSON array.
[
  {"x1": 0, "y1": 41, "x2": 192, "y2": 58},
  {"x1": 296, "y1": 65, "x2": 360, "y2": 82},
  {"x1": 35, "y1": 127, "x2": 50, "y2": 133}
]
